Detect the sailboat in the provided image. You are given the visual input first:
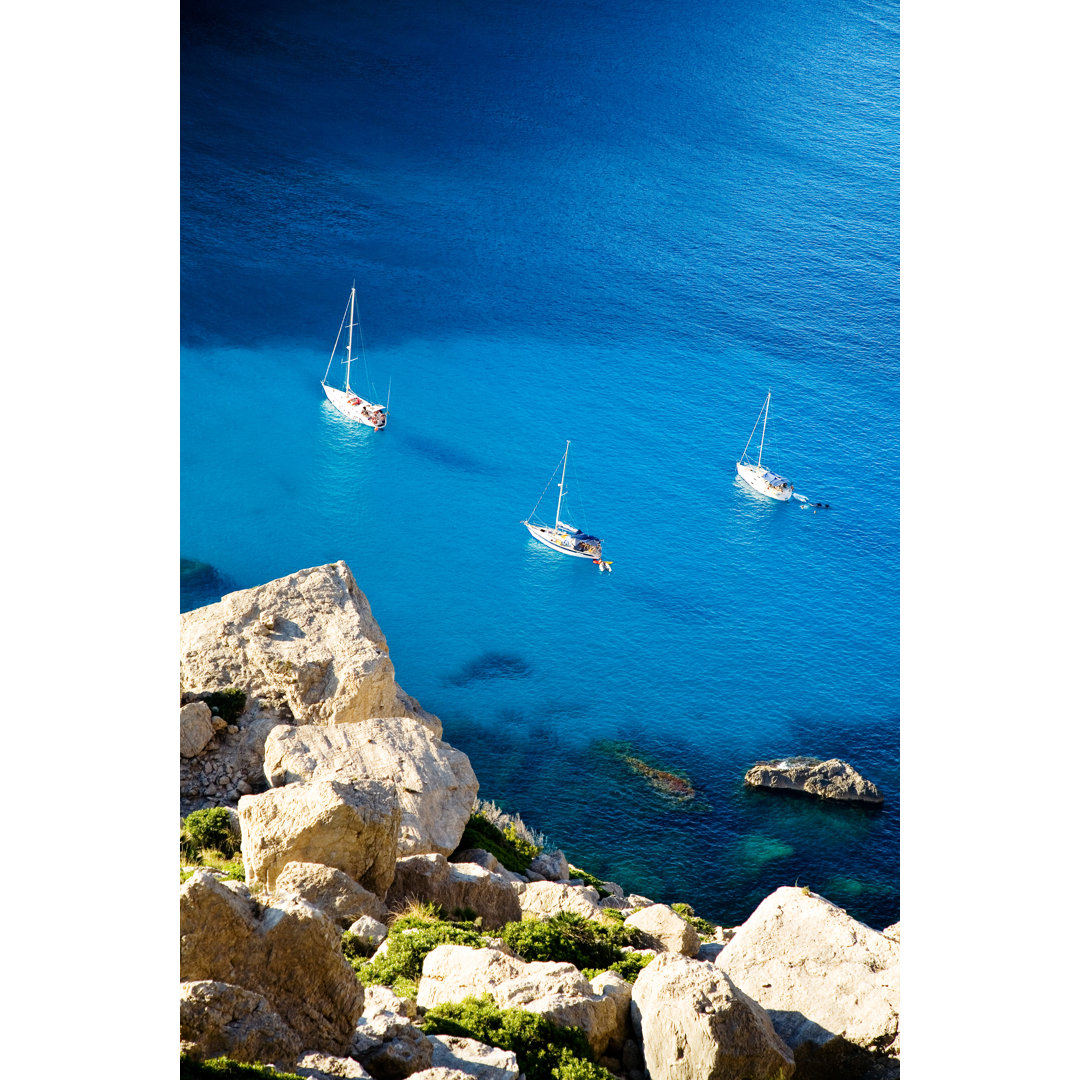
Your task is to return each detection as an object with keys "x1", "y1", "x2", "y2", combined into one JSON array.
[
  {"x1": 321, "y1": 286, "x2": 388, "y2": 429},
  {"x1": 522, "y1": 441, "x2": 608, "y2": 564},
  {"x1": 736, "y1": 391, "x2": 793, "y2": 501}
]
